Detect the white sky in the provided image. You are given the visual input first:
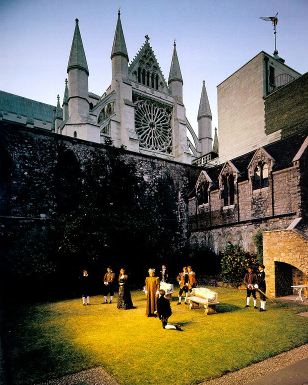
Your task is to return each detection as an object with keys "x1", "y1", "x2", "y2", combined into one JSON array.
[{"x1": 1, "y1": 0, "x2": 307, "y2": 134}]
